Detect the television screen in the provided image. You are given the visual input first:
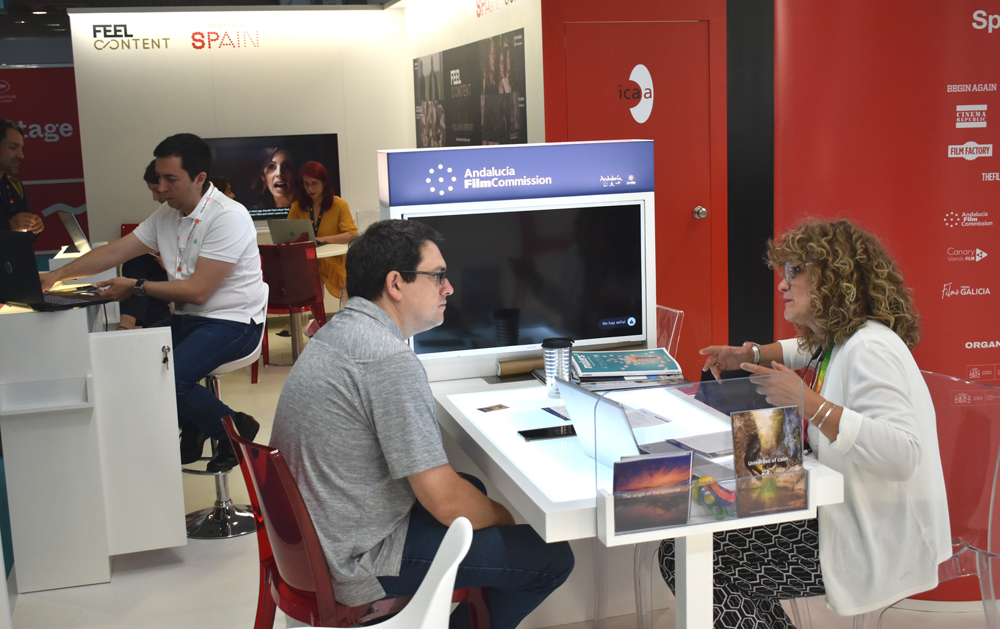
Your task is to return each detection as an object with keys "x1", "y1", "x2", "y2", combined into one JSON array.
[
  {"x1": 408, "y1": 203, "x2": 645, "y2": 355},
  {"x1": 204, "y1": 134, "x2": 340, "y2": 220}
]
